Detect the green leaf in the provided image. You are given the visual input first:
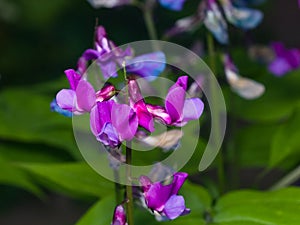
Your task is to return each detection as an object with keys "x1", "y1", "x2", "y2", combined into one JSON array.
[
  {"x1": 269, "y1": 109, "x2": 300, "y2": 167},
  {"x1": 76, "y1": 196, "x2": 115, "y2": 225},
  {"x1": 181, "y1": 181, "x2": 212, "y2": 217},
  {"x1": 213, "y1": 187, "x2": 300, "y2": 225},
  {"x1": 18, "y1": 162, "x2": 114, "y2": 198},
  {"x1": 0, "y1": 88, "x2": 80, "y2": 158},
  {"x1": 0, "y1": 158, "x2": 41, "y2": 195}
]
